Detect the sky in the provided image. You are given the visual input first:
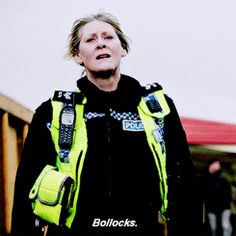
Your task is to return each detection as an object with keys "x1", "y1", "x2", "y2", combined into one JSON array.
[{"x1": 1, "y1": 0, "x2": 236, "y2": 124}]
